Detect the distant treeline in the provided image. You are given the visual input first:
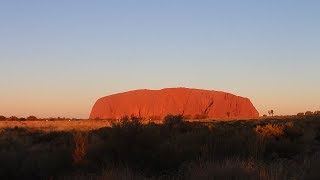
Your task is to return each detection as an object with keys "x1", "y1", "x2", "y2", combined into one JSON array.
[
  {"x1": 297, "y1": 111, "x2": 320, "y2": 116},
  {"x1": 1, "y1": 110, "x2": 320, "y2": 122},
  {"x1": 0, "y1": 115, "x2": 81, "y2": 121}
]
